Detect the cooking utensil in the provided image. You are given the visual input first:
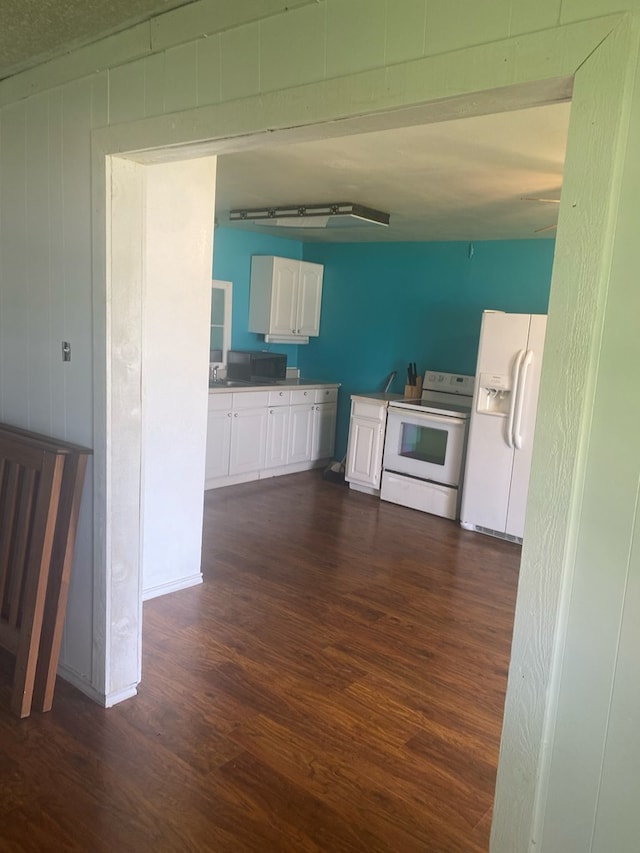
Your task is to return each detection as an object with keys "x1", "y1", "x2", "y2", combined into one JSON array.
[{"x1": 382, "y1": 371, "x2": 397, "y2": 393}]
